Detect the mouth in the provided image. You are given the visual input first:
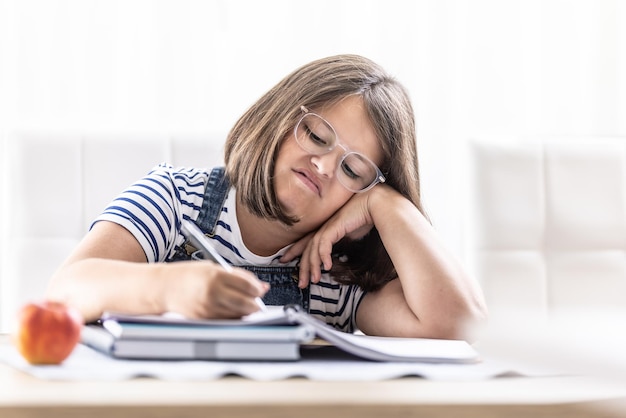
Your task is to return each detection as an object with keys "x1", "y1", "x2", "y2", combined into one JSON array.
[{"x1": 293, "y1": 169, "x2": 321, "y2": 196}]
